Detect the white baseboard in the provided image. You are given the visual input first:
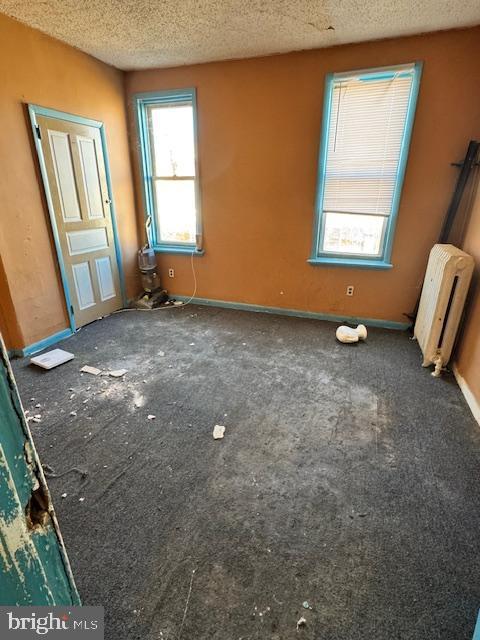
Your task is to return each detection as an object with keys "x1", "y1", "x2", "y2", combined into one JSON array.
[{"x1": 453, "y1": 364, "x2": 480, "y2": 426}]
